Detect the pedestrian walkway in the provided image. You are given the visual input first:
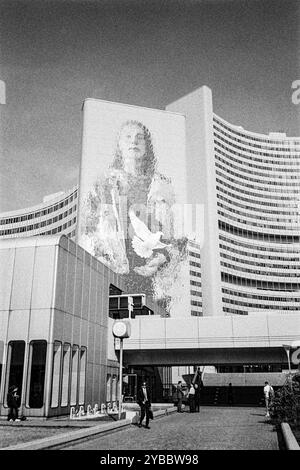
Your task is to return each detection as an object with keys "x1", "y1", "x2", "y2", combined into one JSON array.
[{"x1": 62, "y1": 406, "x2": 279, "y2": 450}]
